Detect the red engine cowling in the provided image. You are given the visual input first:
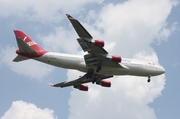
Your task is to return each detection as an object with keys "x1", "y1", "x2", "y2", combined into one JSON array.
[
  {"x1": 111, "y1": 55, "x2": 122, "y2": 63},
  {"x1": 74, "y1": 84, "x2": 88, "y2": 91},
  {"x1": 94, "y1": 40, "x2": 104, "y2": 47},
  {"x1": 101, "y1": 80, "x2": 111, "y2": 87}
]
